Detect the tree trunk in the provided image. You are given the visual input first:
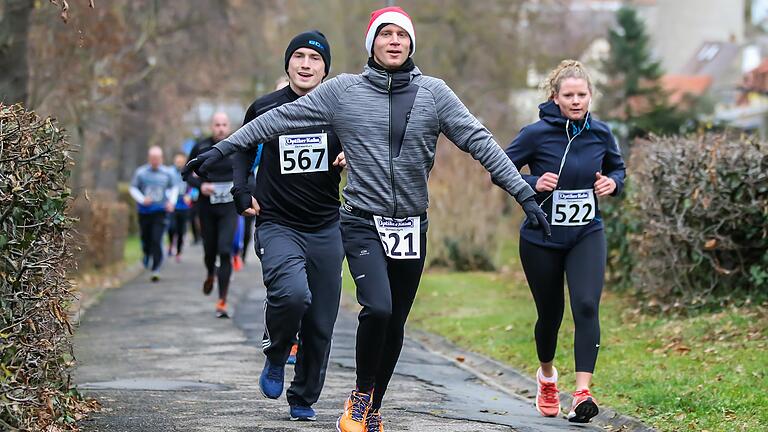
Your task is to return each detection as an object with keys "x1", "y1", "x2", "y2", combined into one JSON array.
[
  {"x1": 117, "y1": 77, "x2": 153, "y2": 184},
  {"x1": 0, "y1": 0, "x2": 33, "y2": 106}
]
